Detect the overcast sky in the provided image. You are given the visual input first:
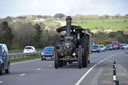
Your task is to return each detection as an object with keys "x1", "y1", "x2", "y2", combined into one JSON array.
[{"x1": 0, "y1": 0, "x2": 128, "y2": 17}]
